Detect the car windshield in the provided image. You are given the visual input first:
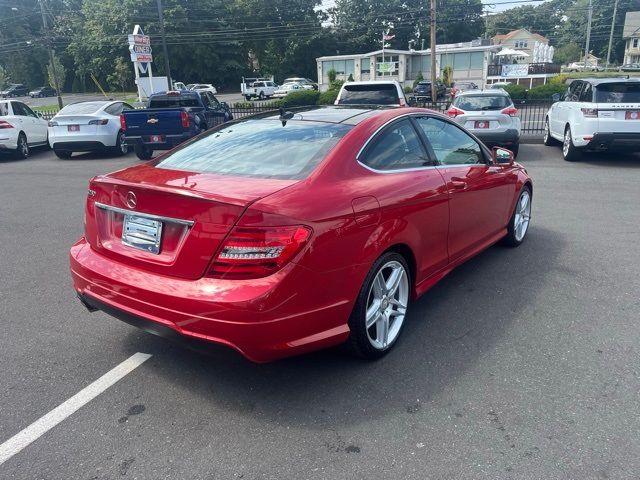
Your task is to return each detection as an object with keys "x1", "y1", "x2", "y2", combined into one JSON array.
[
  {"x1": 58, "y1": 102, "x2": 106, "y2": 114},
  {"x1": 594, "y1": 83, "x2": 640, "y2": 103},
  {"x1": 454, "y1": 95, "x2": 511, "y2": 111},
  {"x1": 338, "y1": 84, "x2": 400, "y2": 105},
  {"x1": 149, "y1": 95, "x2": 200, "y2": 108},
  {"x1": 154, "y1": 119, "x2": 352, "y2": 180}
]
